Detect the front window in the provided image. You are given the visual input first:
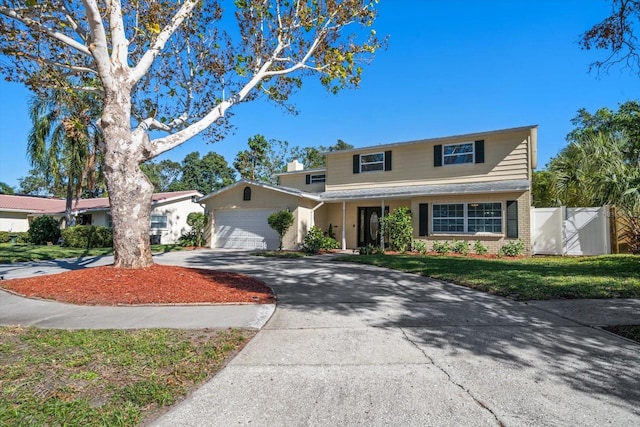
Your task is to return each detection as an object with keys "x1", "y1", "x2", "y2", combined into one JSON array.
[
  {"x1": 310, "y1": 174, "x2": 326, "y2": 183},
  {"x1": 150, "y1": 214, "x2": 168, "y2": 229},
  {"x1": 443, "y1": 143, "x2": 474, "y2": 165},
  {"x1": 360, "y1": 152, "x2": 384, "y2": 172},
  {"x1": 433, "y1": 202, "x2": 502, "y2": 234}
]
